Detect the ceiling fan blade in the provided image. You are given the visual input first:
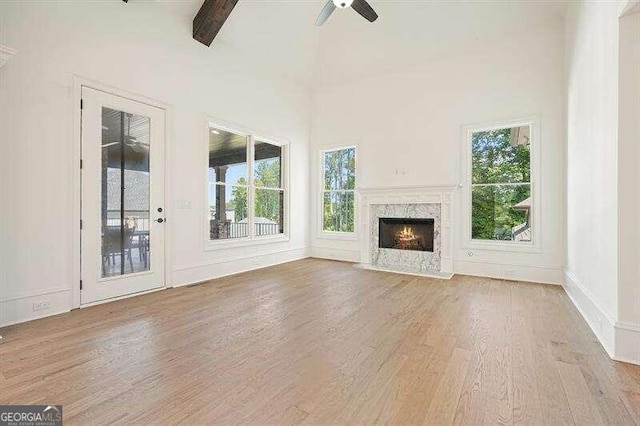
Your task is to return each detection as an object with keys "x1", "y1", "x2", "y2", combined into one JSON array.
[
  {"x1": 351, "y1": 0, "x2": 378, "y2": 22},
  {"x1": 316, "y1": 0, "x2": 337, "y2": 26}
]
